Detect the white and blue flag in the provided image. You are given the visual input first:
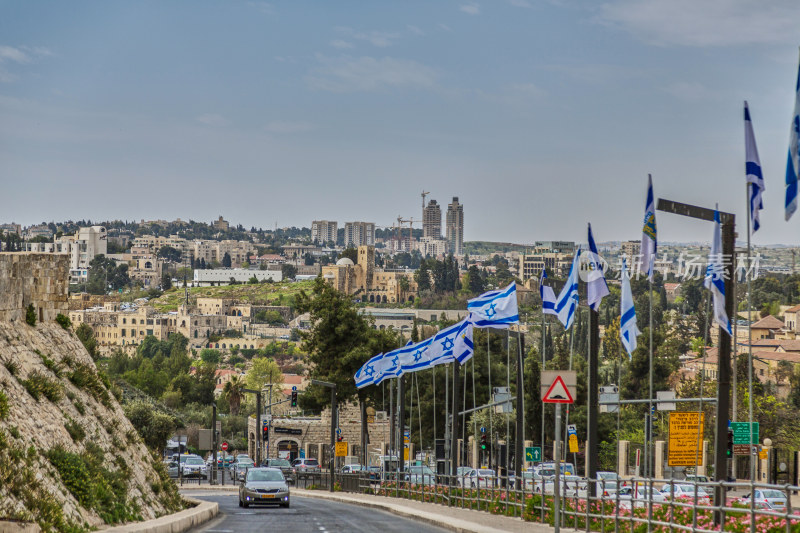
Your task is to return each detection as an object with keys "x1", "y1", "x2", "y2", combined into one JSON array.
[
  {"x1": 586, "y1": 223, "x2": 610, "y2": 311},
  {"x1": 467, "y1": 282, "x2": 519, "y2": 329},
  {"x1": 554, "y1": 249, "x2": 580, "y2": 329},
  {"x1": 704, "y1": 209, "x2": 732, "y2": 336},
  {"x1": 372, "y1": 350, "x2": 401, "y2": 386},
  {"x1": 540, "y1": 269, "x2": 558, "y2": 316},
  {"x1": 786, "y1": 49, "x2": 800, "y2": 221},
  {"x1": 620, "y1": 259, "x2": 640, "y2": 358},
  {"x1": 355, "y1": 352, "x2": 384, "y2": 389},
  {"x1": 427, "y1": 319, "x2": 475, "y2": 365},
  {"x1": 745, "y1": 102, "x2": 765, "y2": 234},
  {"x1": 396, "y1": 337, "x2": 434, "y2": 376},
  {"x1": 640, "y1": 175, "x2": 657, "y2": 280}
]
